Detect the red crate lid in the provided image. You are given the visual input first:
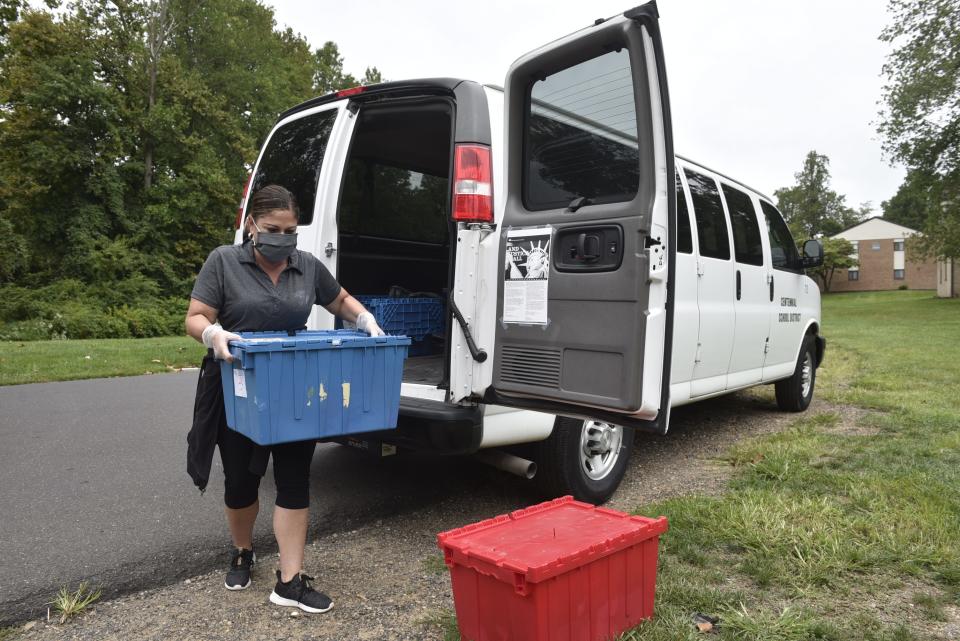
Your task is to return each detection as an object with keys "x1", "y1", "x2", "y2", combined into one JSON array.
[{"x1": 437, "y1": 496, "x2": 668, "y2": 591}]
